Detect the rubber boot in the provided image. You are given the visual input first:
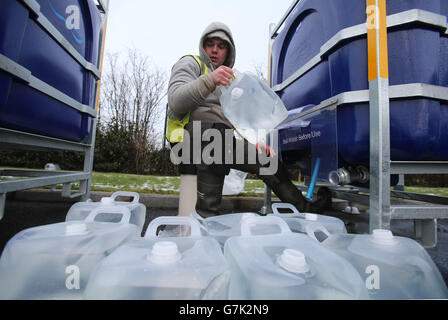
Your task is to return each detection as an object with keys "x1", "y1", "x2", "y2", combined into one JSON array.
[
  {"x1": 178, "y1": 174, "x2": 197, "y2": 217},
  {"x1": 269, "y1": 181, "x2": 307, "y2": 213},
  {"x1": 305, "y1": 187, "x2": 332, "y2": 213},
  {"x1": 195, "y1": 170, "x2": 225, "y2": 218},
  {"x1": 260, "y1": 165, "x2": 307, "y2": 213}
]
